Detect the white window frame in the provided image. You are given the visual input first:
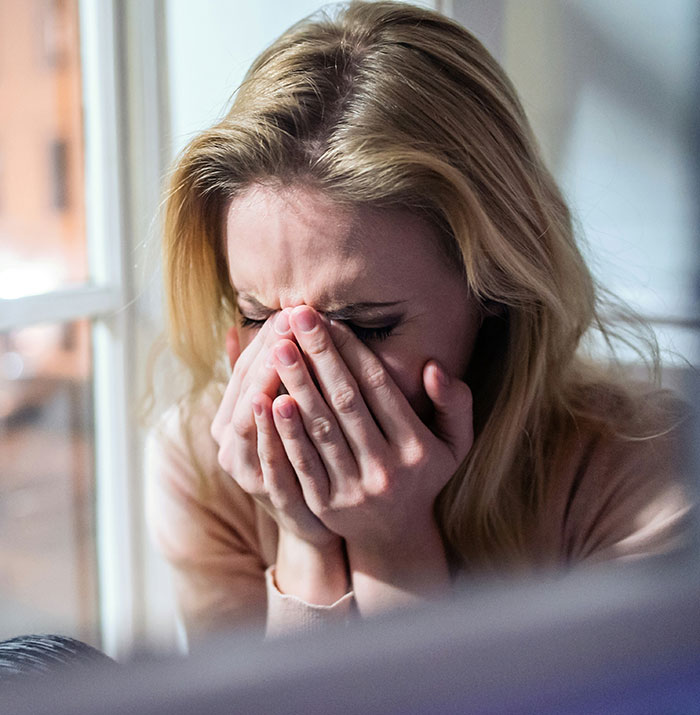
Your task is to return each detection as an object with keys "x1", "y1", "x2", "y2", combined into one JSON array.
[{"x1": 80, "y1": 0, "x2": 136, "y2": 660}]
